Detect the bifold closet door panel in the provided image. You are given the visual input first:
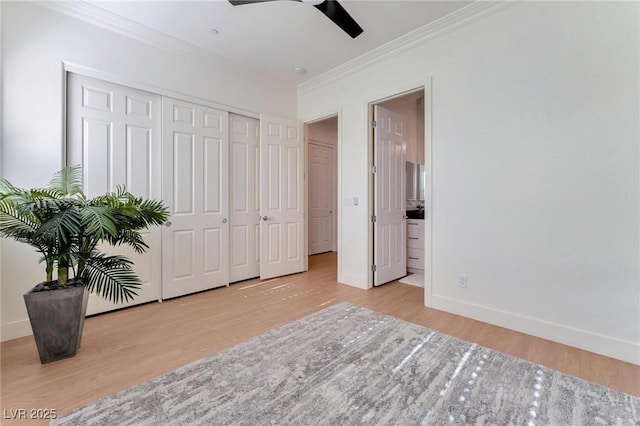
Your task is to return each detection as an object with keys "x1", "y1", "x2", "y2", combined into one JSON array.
[
  {"x1": 161, "y1": 97, "x2": 230, "y2": 299},
  {"x1": 229, "y1": 114, "x2": 260, "y2": 283},
  {"x1": 259, "y1": 114, "x2": 305, "y2": 280},
  {"x1": 66, "y1": 73, "x2": 163, "y2": 315}
]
